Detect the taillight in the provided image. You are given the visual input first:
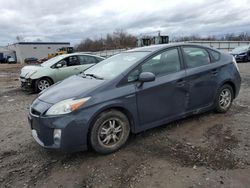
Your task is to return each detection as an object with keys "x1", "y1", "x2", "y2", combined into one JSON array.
[{"x1": 232, "y1": 57, "x2": 239, "y2": 72}]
